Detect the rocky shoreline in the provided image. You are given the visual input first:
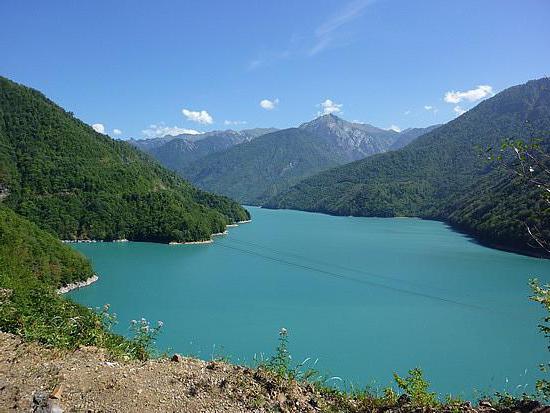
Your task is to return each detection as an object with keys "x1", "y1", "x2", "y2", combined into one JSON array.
[{"x1": 56, "y1": 275, "x2": 98, "y2": 294}]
